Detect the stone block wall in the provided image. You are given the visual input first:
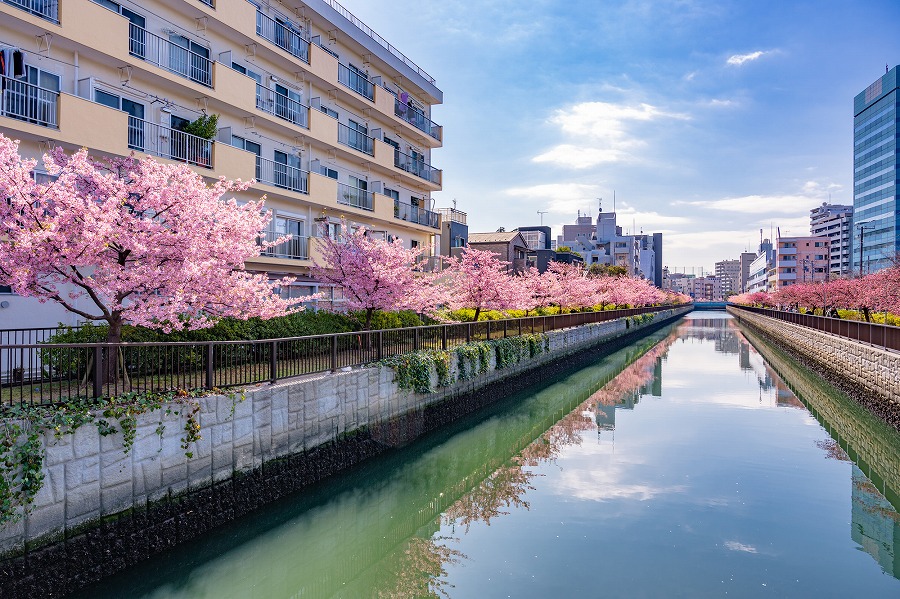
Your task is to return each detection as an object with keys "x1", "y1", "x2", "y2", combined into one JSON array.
[
  {"x1": 0, "y1": 307, "x2": 689, "y2": 559},
  {"x1": 729, "y1": 307, "x2": 900, "y2": 428}
]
